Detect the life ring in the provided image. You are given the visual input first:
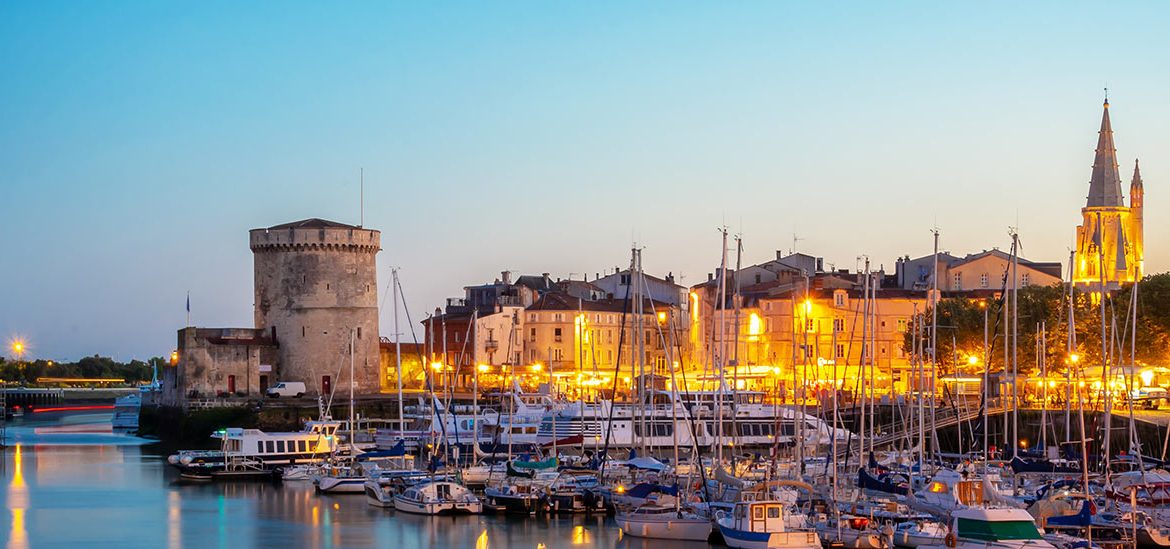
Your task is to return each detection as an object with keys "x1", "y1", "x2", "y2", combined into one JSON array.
[{"x1": 944, "y1": 533, "x2": 957, "y2": 548}]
